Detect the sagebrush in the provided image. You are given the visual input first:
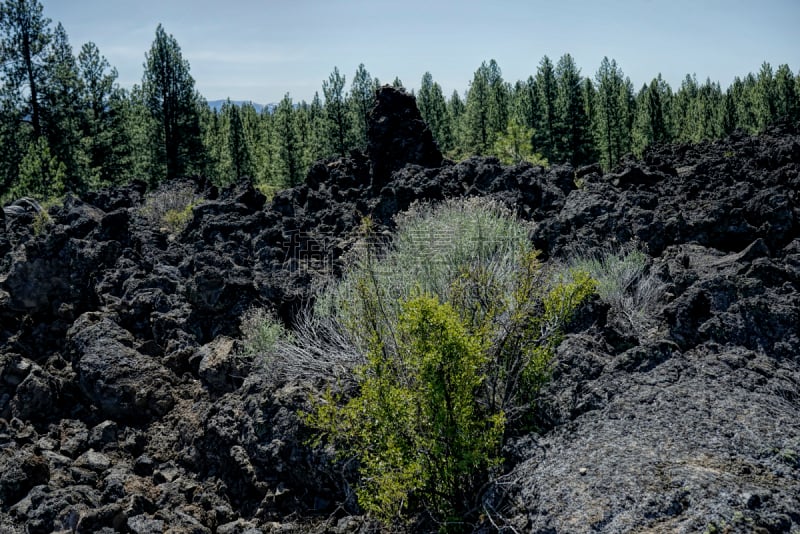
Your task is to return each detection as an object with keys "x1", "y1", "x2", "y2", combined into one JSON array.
[{"x1": 139, "y1": 183, "x2": 200, "y2": 234}]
